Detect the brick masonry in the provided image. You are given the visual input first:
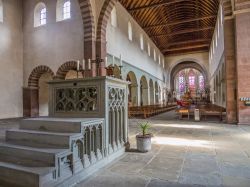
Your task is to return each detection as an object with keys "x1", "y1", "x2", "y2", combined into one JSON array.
[{"x1": 235, "y1": 11, "x2": 250, "y2": 124}]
